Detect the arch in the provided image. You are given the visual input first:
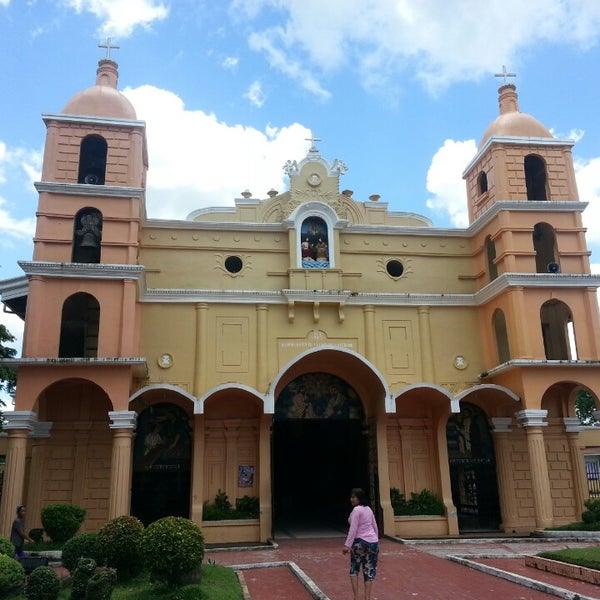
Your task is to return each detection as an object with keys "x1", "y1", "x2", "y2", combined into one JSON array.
[
  {"x1": 485, "y1": 235, "x2": 498, "y2": 281},
  {"x1": 456, "y1": 384, "x2": 521, "y2": 404},
  {"x1": 492, "y1": 309, "x2": 511, "y2": 364},
  {"x1": 395, "y1": 382, "x2": 460, "y2": 413},
  {"x1": 59, "y1": 292, "x2": 100, "y2": 358},
  {"x1": 533, "y1": 222, "x2": 559, "y2": 273},
  {"x1": 78, "y1": 134, "x2": 107, "y2": 185},
  {"x1": 197, "y1": 383, "x2": 265, "y2": 414},
  {"x1": 300, "y1": 215, "x2": 330, "y2": 267},
  {"x1": 478, "y1": 171, "x2": 488, "y2": 194},
  {"x1": 540, "y1": 299, "x2": 575, "y2": 360},
  {"x1": 268, "y1": 346, "x2": 390, "y2": 414},
  {"x1": 72, "y1": 207, "x2": 103, "y2": 263},
  {"x1": 524, "y1": 154, "x2": 548, "y2": 200},
  {"x1": 130, "y1": 383, "x2": 197, "y2": 408}
]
